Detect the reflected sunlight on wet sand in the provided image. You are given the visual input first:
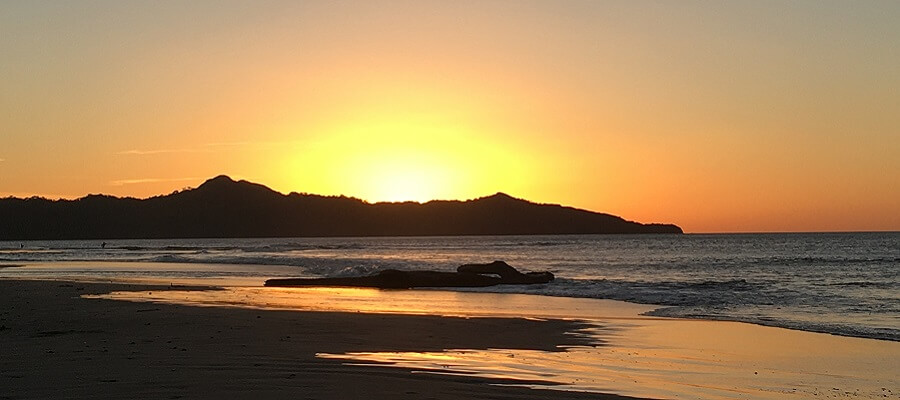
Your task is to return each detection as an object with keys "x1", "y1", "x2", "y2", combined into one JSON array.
[{"x1": 90, "y1": 285, "x2": 900, "y2": 399}]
